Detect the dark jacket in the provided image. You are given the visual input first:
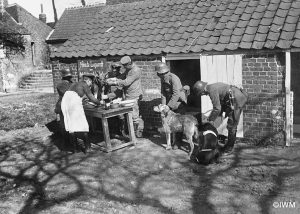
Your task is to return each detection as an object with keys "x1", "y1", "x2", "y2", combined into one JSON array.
[
  {"x1": 55, "y1": 80, "x2": 72, "y2": 114},
  {"x1": 117, "y1": 63, "x2": 142, "y2": 100},
  {"x1": 161, "y1": 73, "x2": 186, "y2": 110},
  {"x1": 207, "y1": 82, "x2": 248, "y2": 122}
]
